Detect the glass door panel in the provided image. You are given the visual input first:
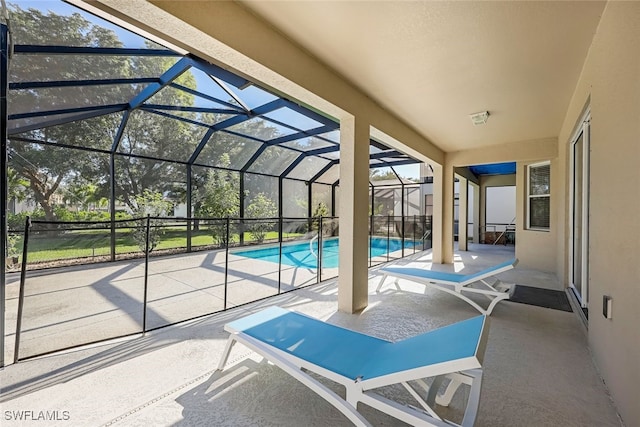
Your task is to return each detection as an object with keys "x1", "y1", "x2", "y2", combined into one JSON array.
[
  {"x1": 571, "y1": 116, "x2": 589, "y2": 309},
  {"x1": 572, "y1": 133, "x2": 584, "y2": 302}
]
